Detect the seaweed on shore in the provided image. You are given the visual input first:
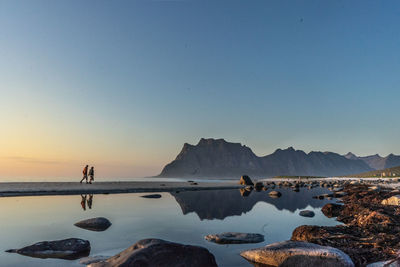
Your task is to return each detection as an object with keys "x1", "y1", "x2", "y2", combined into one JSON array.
[{"x1": 291, "y1": 185, "x2": 400, "y2": 266}]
